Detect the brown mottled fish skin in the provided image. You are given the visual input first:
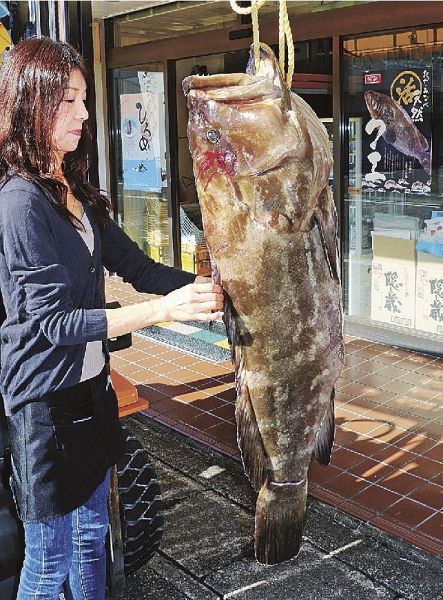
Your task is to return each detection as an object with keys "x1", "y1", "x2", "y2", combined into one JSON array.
[
  {"x1": 183, "y1": 44, "x2": 344, "y2": 564},
  {"x1": 364, "y1": 90, "x2": 431, "y2": 175}
]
